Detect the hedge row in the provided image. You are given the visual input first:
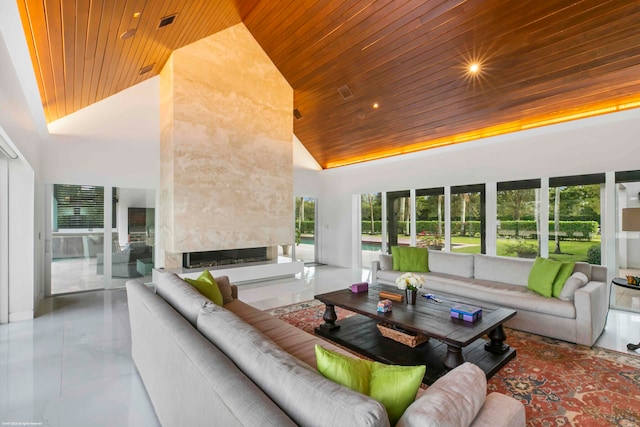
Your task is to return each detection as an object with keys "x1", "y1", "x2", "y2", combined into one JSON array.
[
  {"x1": 295, "y1": 221, "x2": 315, "y2": 234},
  {"x1": 498, "y1": 220, "x2": 598, "y2": 241},
  {"x1": 360, "y1": 220, "x2": 598, "y2": 240}
]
